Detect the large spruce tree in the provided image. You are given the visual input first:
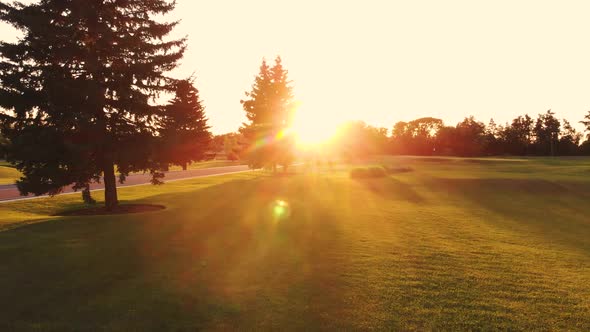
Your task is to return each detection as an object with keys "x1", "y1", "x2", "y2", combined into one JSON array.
[
  {"x1": 159, "y1": 79, "x2": 211, "y2": 171},
  {"x1": 0, "y1": 0, "x2": 185, "y2": 210},
  {"x1": 240, "y1": 57, "x2": 295, "y2": 170}
]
